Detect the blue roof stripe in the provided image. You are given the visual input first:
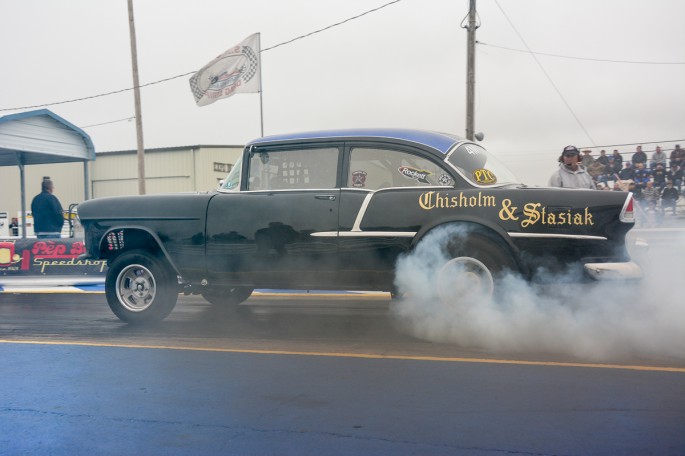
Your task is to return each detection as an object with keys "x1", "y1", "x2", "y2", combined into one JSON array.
[{"x1": 246, "y1": 128, "x2": 464, "y2": 155}]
